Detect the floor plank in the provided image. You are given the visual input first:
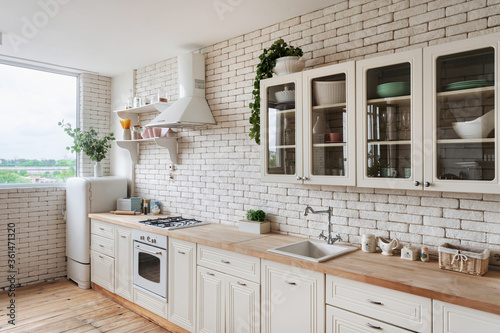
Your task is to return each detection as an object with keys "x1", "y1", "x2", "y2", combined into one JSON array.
[{"x1": 0, "y1": 279, "x2": 171, "y2": 333}]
